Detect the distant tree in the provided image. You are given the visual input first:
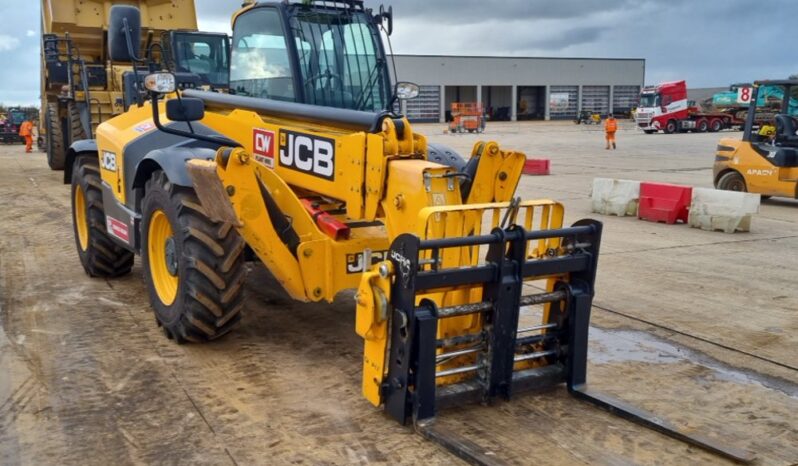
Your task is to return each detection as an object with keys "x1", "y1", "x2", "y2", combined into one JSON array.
[{"x1": 790, "y1": 74, "x2": 798, "y2": 80}]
